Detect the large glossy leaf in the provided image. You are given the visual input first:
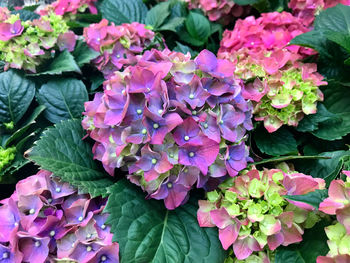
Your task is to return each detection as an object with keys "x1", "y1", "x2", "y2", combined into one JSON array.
[
  {"x1": 27, "y1": 119, "x2": 115, "y2": 197},
  {"x1": 275, "y1": 220, "x2": 329, "y2": 263},
  {"x1": 285, "y1": 189, "x2": 328, "y2": 210},
  {"x1": 72, "y1": 41, "x2": 100, "y2": 67},
  {"x1": 185, "y1": 12, "x2": 211, "y2": 41},
  {"x1": 0, "y1": 70, "x2": 35, "y2": 124},
  {"x1": 294, "y1": 150, "x2": 350, "y2": 185},
  {"x1": 98, "y1": 0, "x2": 148, "y2": 25},
  {"x1": 314, "y1": 4, "x2": 350, "y2": 34},
  {"x1": 30, "y1": 50, "x2": 81, "y2": 76},
  {"x1": 105, "y1": 180, "x2": 227, "y2": 263},
  {"x1": 145, "y1": 2, "x2": 170, "y2": 29},
  {"x1": 254, "y1": 126, "x2": 298, "y2": 156},
  {"x1": 37, "y1": 79, "x2": 88, "y2": 123}
]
